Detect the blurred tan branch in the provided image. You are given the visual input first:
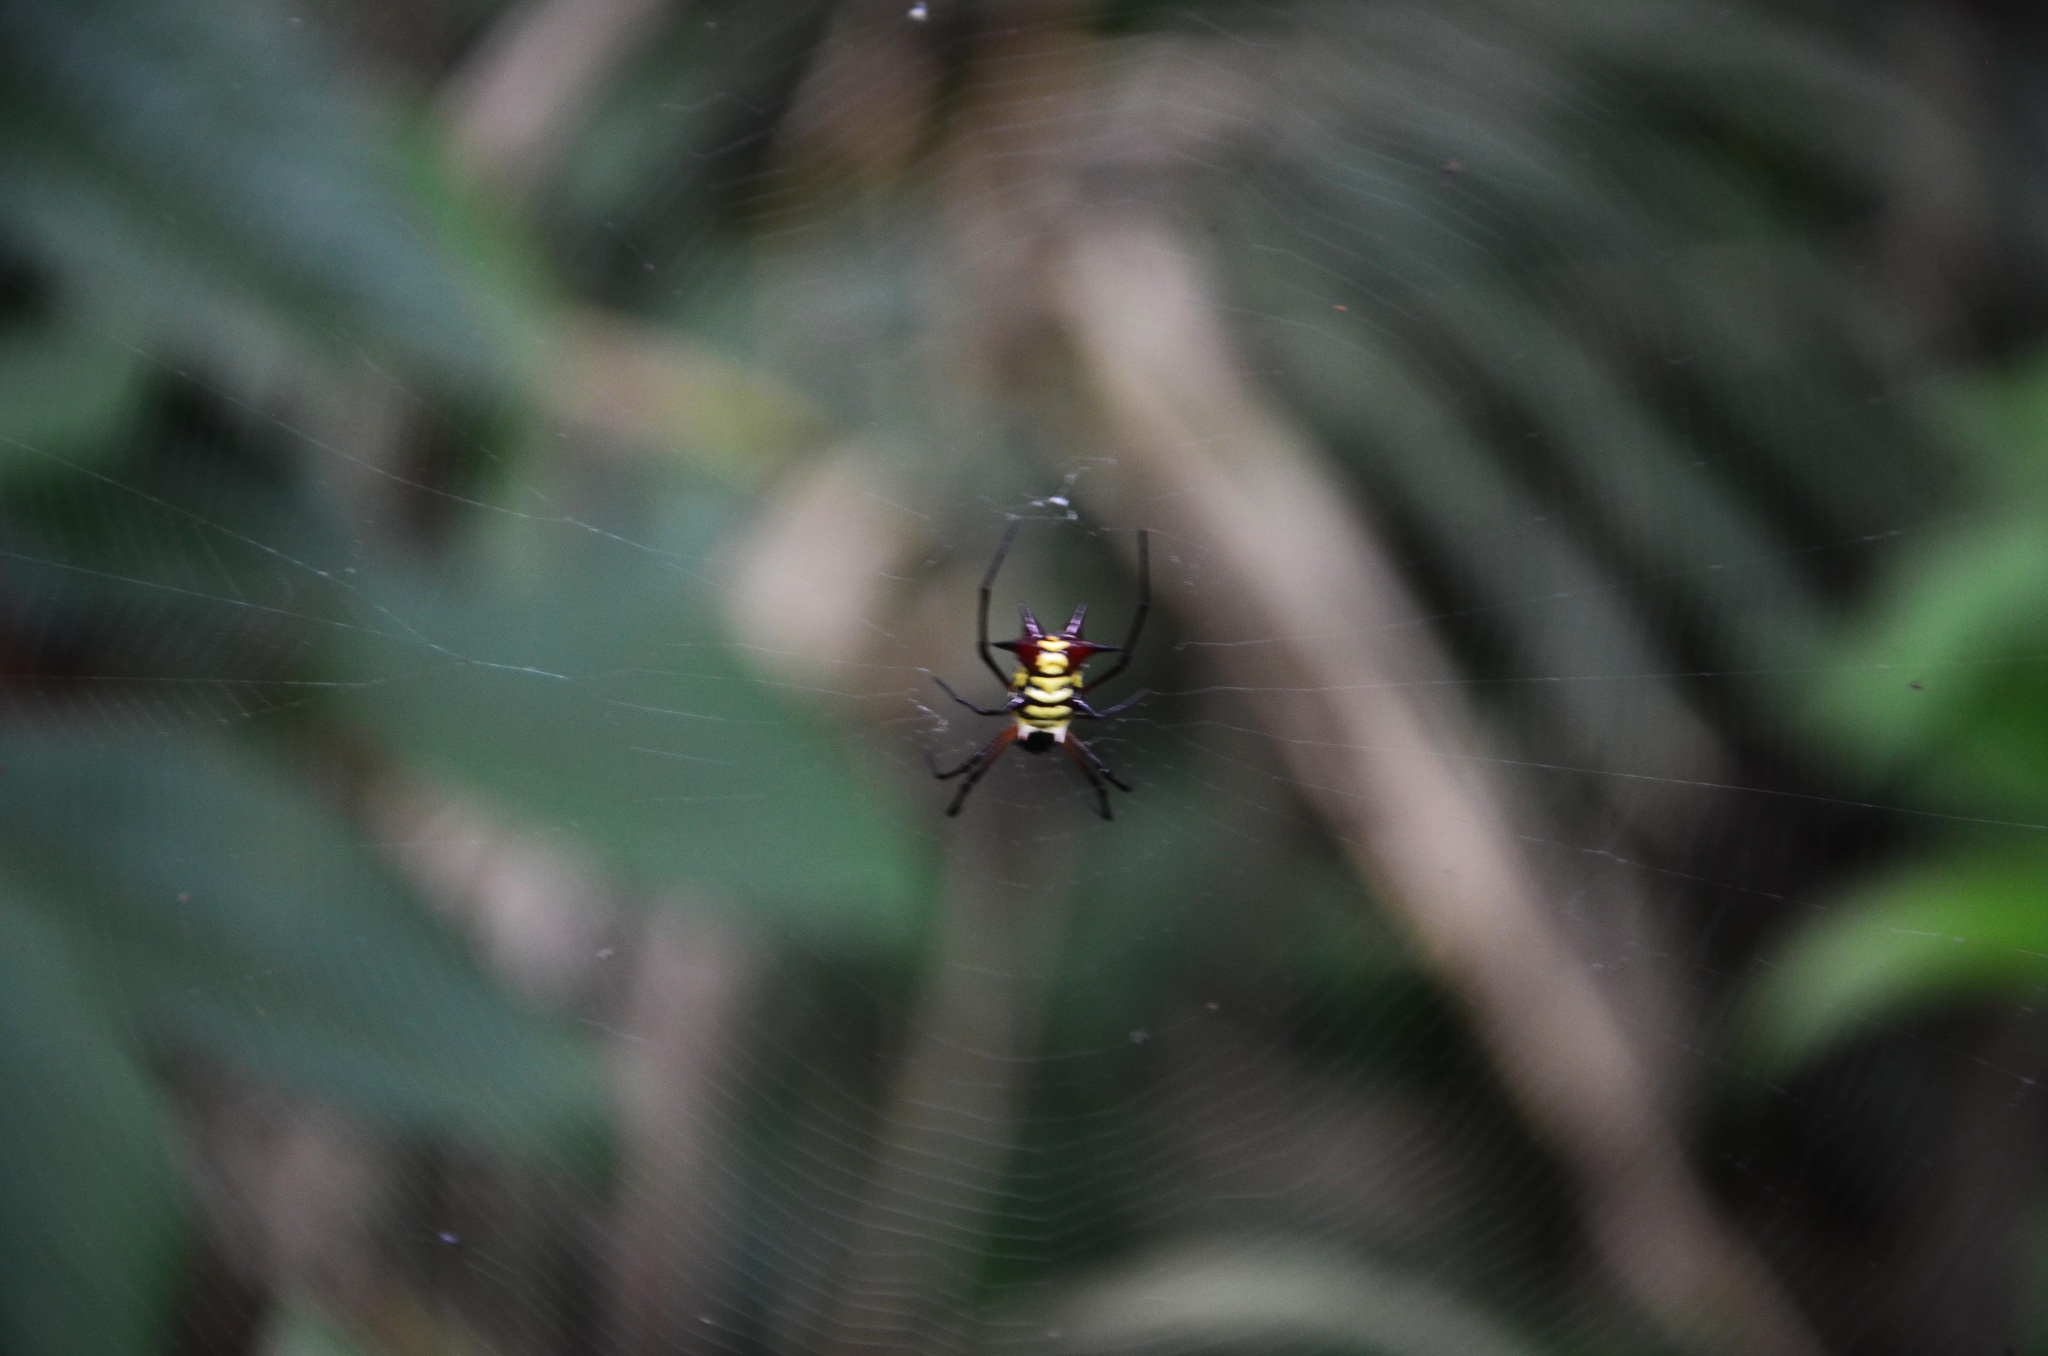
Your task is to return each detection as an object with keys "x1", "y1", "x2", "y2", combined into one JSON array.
[
  {"x1": 545, "y1": 311, "x2": 828, "y2": 484},
  {"x1": 1052, "y1": 1240, "x2": 1536, "y2": 1356},
  {"x1": 606, "y1": 913, "x2": 761, "y2": 1356},
  {"x1": 442, "y1": 0, "x2": 678, "y2": 192},
  {"x1": 1051, "y1": 213, "x2": 1821, "y2": 1356}
]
